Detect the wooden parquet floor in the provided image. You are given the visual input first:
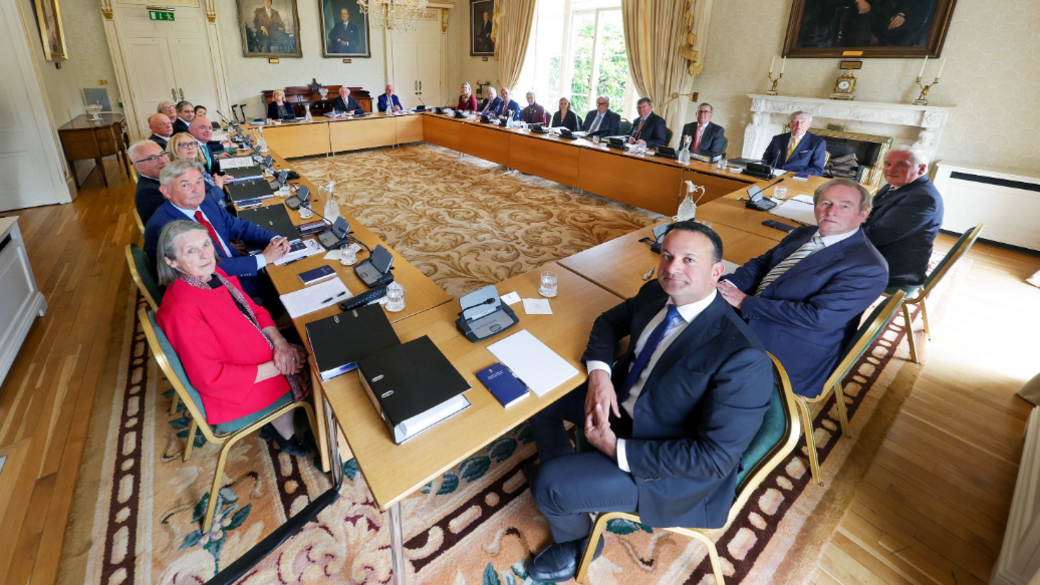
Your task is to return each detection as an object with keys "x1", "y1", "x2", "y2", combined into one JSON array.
[{"x1": 0, "y1": 159, "x2": 1035, "y2": 585}]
